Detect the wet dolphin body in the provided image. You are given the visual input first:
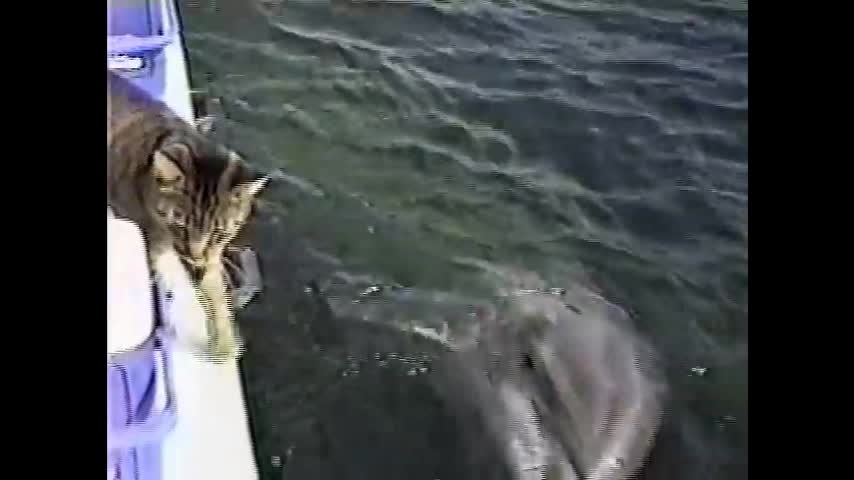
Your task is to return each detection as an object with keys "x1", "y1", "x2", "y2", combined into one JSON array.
[{"x1": 432, "y1": 287, "x2": 666, "y2": 480}]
